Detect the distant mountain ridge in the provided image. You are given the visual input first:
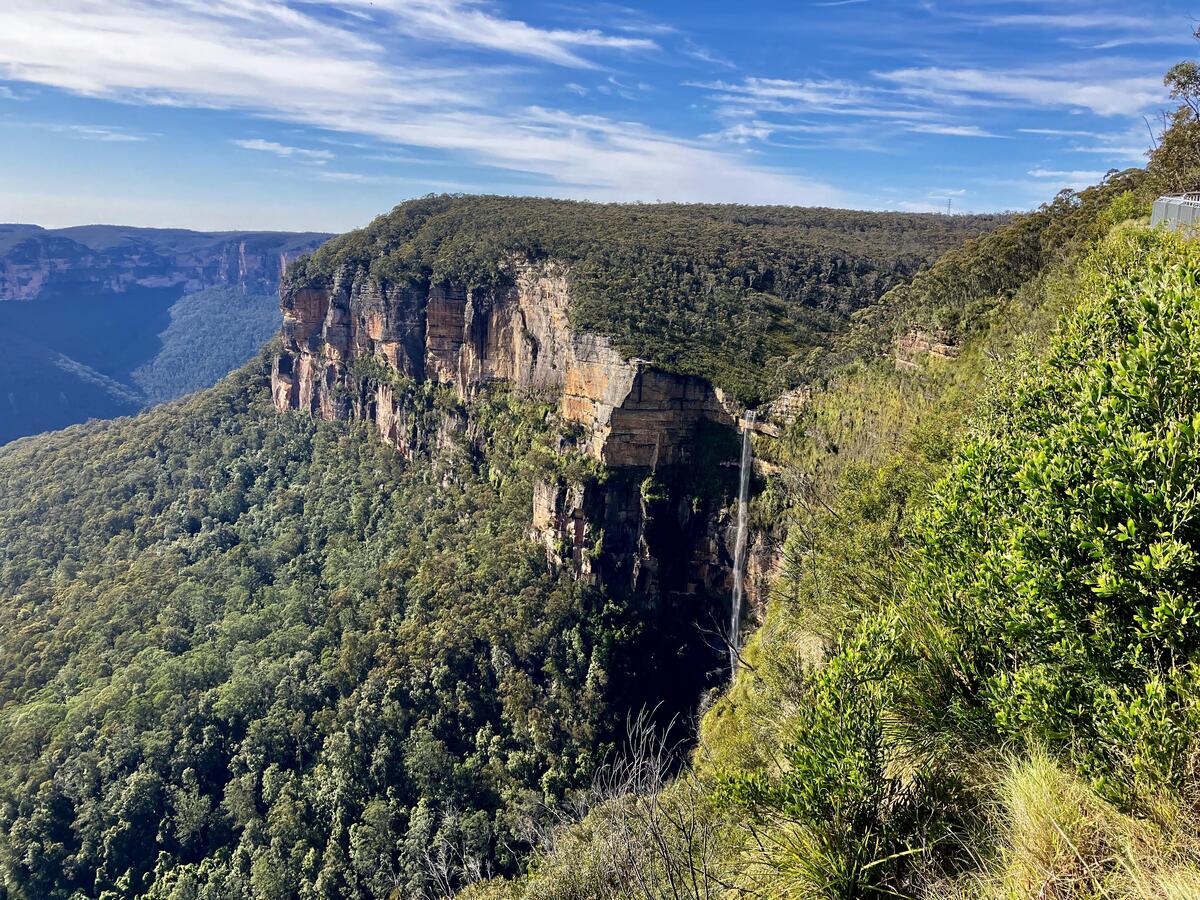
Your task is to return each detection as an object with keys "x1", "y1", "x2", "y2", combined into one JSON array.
[
  {"x1": 0, "y1": 223, "x2": 330, "y2": 299},
  {"x1": 0, "y1": 224, "x2": 331, "y2": 444}
]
